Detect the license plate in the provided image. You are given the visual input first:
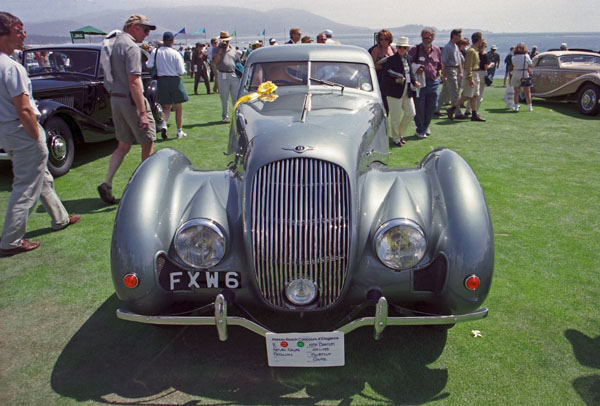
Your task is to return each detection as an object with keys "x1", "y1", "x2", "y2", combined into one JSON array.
[
  {"x1": 160, "y1": 270, "x2": 241, "y2": 291},
  {"x1": 266, "y1": 331, "x2": 345, "y2": 367}
]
